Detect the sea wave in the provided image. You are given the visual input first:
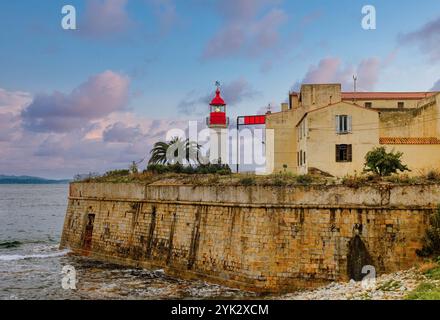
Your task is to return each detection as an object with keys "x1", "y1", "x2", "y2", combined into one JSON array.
[
  {"x1": 0, "y1": 241, "x2": 23, "y2": 249},
  {"x1": 0, "y1": 249, "x2": 69, "y2": 262},
  {"x1": 0, "y1": 238, "x2": 58, "y2": 249}
]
